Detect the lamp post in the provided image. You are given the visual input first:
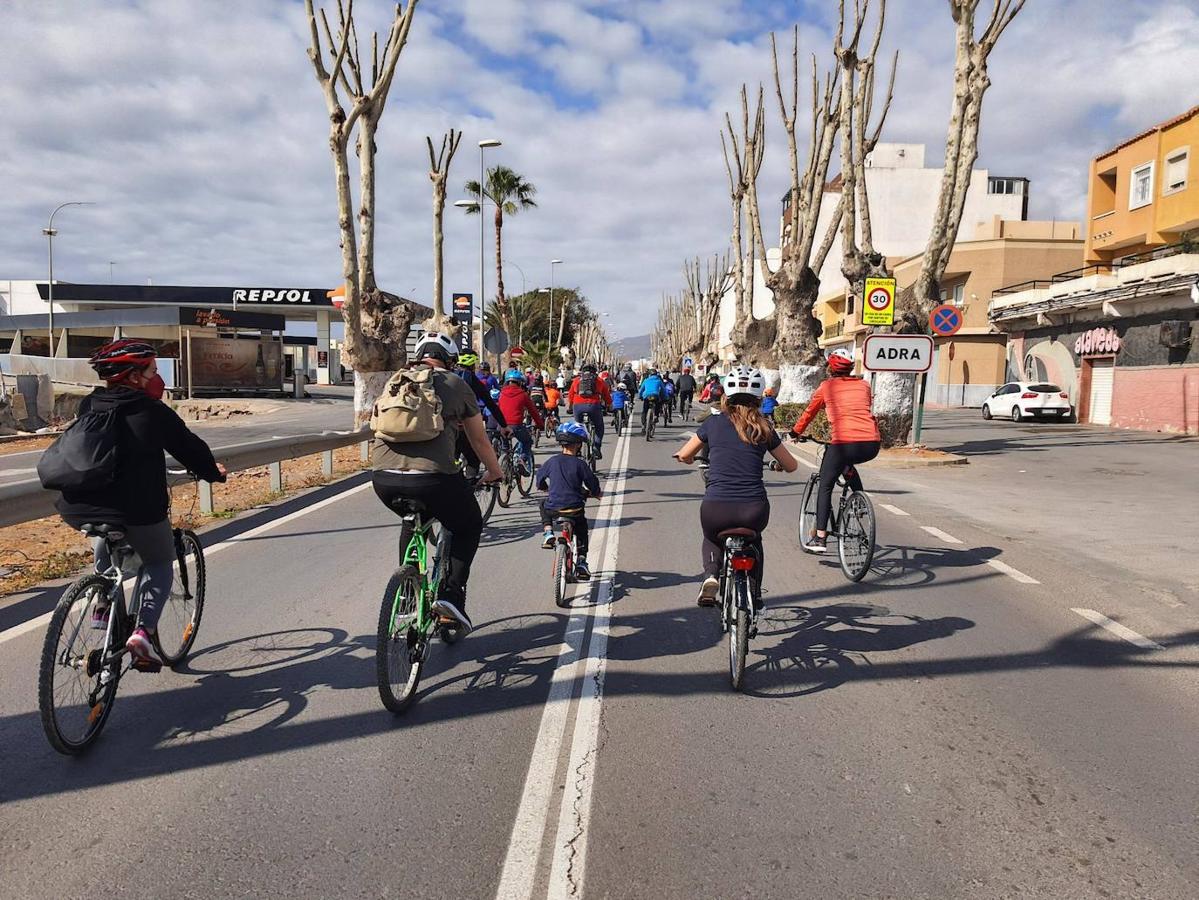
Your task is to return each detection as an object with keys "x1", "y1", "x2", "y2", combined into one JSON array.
[
  {"x1": 549, "y1": 258, "x2": 563, "y2": 354},
  {"x1": 504, "y1": 260, "x2": 527, "y2": 344},
  {"x1": 43, "y1": 201, "x2": 94, "y2": 358}
]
